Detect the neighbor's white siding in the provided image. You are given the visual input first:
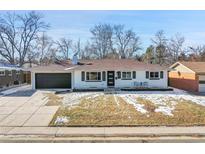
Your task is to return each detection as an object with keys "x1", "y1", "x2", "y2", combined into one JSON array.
[{"x1": 73, "y1": 70, "x2": 168, "y2": 89}]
